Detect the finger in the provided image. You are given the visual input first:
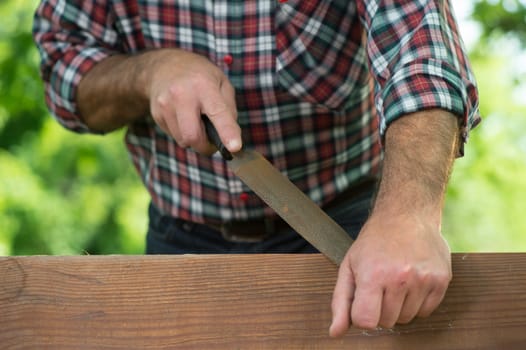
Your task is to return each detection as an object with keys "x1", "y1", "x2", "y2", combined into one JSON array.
[
  {"x1": 220, "y1": 79, "x2": 238, "y2": 122},
  {"x1": 399, "y1": 271, "x2": 449, "y2": 322},
  {"x1": 417, "y1": 283, "x2": 448, "y2": 318},
  {"x1": 220, "y1": 81, "x2": 241, "y2": 150},
  {"x1": 169, "y1": 88, "x2": 214, "y2": 154},
  {"x1": 351, "y1": 281, "x2": 383, "y2": 330},
  {"x1": 152, "y1": 92, "x2": 181, "y2": 139},
  {"x1": 154, "y1": 111, "x2": 170, "y2": 136},
  {"x1": 201, "y1": 79, "x2": 241, "y2": 152},
  {"x1": 378, "y1": 286, "x2": 407, "y2": 328},
  {"x1": 396, "y1": 288, "x2": 427, "y2": 324},
  {"x1": 329, "y1": 262, "x2": 355, "y2": 338}
]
